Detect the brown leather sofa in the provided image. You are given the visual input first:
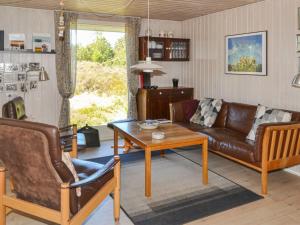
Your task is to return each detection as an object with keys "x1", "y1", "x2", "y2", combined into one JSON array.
[{"x1": 170, "y1": 99, "x2": 300, "y2": 194}]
